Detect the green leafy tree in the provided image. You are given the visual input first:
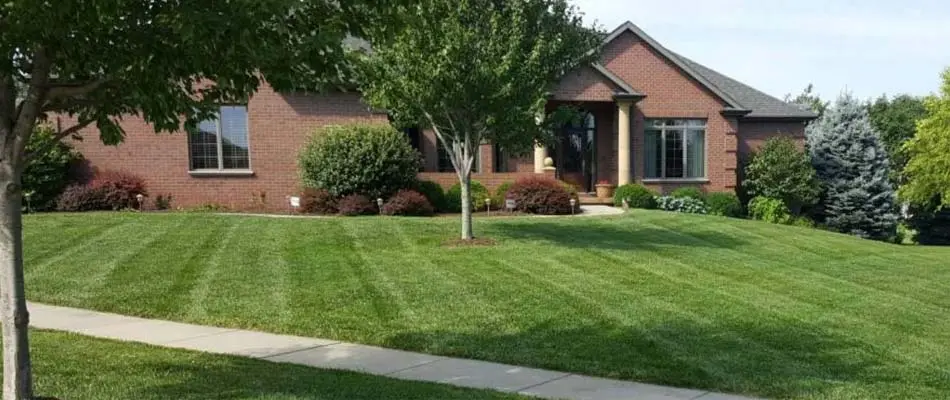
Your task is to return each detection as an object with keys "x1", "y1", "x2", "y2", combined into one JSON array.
[
  {"x1": 867, "y1": 94, "x2": 927, "y2": 182},
  {"x1": 359, "y1": 0, "x2": 602, "y2": 239},
  {"x1": 784, "y1": 84, "x2": 829, "y2": 118},
  {"x1": 23, "y1": 124, "x2": 81, "y2": 212},
  {"x1": 807, "y1": 93, "x2": 898, "y2": 241},
  {"x1": 901, "y1": 68, "x2": 950, "y2": 208},
  {"x1": 0, "y1": 1, "x2": 393, "y2": 398},
  {"x1": 743, "y1": 136, "x2": 821, "y2": 214}
]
